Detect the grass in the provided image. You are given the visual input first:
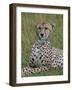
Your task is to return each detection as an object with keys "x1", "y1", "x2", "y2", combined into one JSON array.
[{"x1": 21, "y1": 13, "x2": 63, "y2": 76}]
